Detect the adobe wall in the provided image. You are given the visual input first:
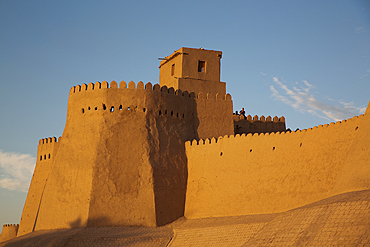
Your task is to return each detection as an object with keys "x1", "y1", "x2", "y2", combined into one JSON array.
[
  {"x1": 19, "y1": 80, "x2": 233, "y2": 234},
  {"x1": 17, "y1": 137, "x2": 60, "y2": 236},
  {"x1": 330, "y1": 101, "x2": 370, "y2": 195},
  {"x1": 0, "y1": 224, "x2": 19, "y2": 243},
  {"x1": 234, "y1": 114, "x2": 286, "y2": 134},
  {"x1": 195, "y1": 92, "x2": 233, "y2": 140},
  {"x1": 159, "y1": 48, "x2": 226, "y2": 96},
  {"x1": 184, "y1": 109, "x2": 369, "y2": 219},
  {"x1": 177, "y1": 78, "x2": 226, "y2": 99}
]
